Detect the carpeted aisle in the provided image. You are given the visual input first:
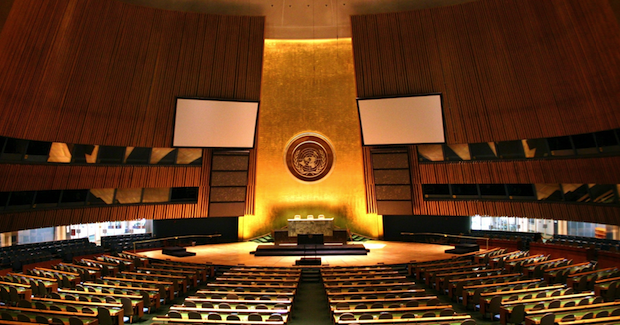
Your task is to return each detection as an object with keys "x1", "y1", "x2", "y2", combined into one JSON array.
[{"x1": 289, "y1": 270, "x2": 332, "y2": 325}]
